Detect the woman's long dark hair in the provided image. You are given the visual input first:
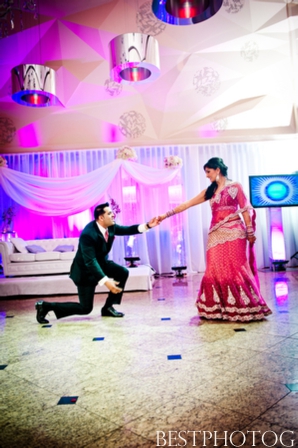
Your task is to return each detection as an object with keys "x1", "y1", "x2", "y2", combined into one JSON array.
[{"x1": 204, "y1": 157, "x2": 229, "y2": 200}]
